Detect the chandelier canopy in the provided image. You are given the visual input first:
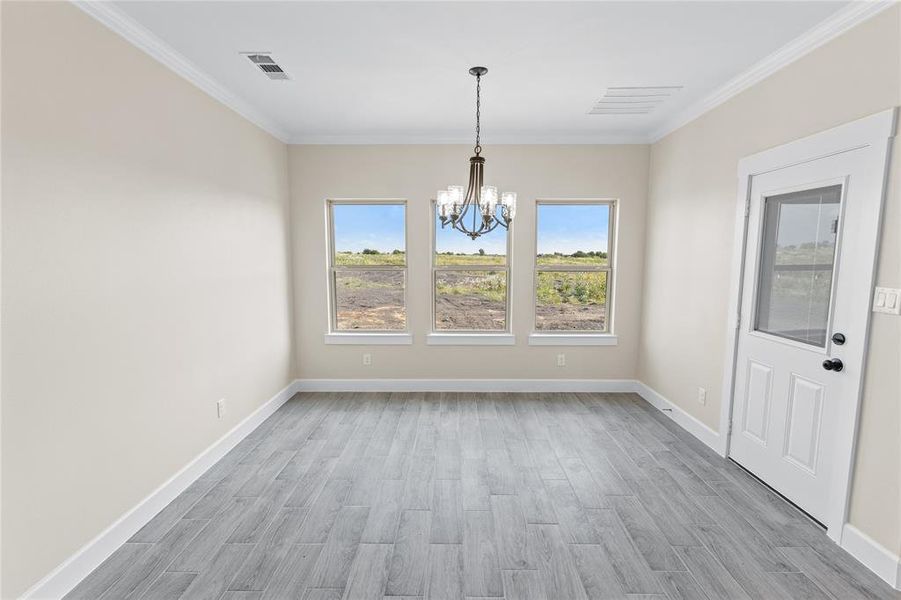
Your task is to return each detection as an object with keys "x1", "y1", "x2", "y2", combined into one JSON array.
[{"x1": 436, "y1": 67, "x2": 516, "y2": 240}]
